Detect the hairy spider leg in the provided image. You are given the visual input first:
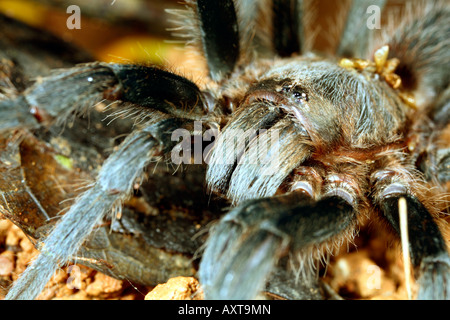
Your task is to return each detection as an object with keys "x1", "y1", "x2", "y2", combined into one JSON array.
[
  {"x1": 199, "y1": 191, "x2": 357, "y2": 299},
  {"x1": 337, "y1": 0, "x2": 386, "y2": 58},
  {"x1": 196, "y1": 0, "x2": 240, "y2": 81},
  {"x1": 5, "y1": 117, "x2": 189, "y2": 300},
  {"x1": 272, "y1": 0, "x2": 304, "y2": 57},
  {"x1": 4, "y1": 64, "x2": 206, "y2": 300},
  {"x1": 385, "y1": 1, "x2": 449, "y2": 103},
  {"x1": 378, "y1": 194, "x2": 450, "y2": 299},
  {"x1": 0, "y1": 63, "x2": 207, "y2": 134}
]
